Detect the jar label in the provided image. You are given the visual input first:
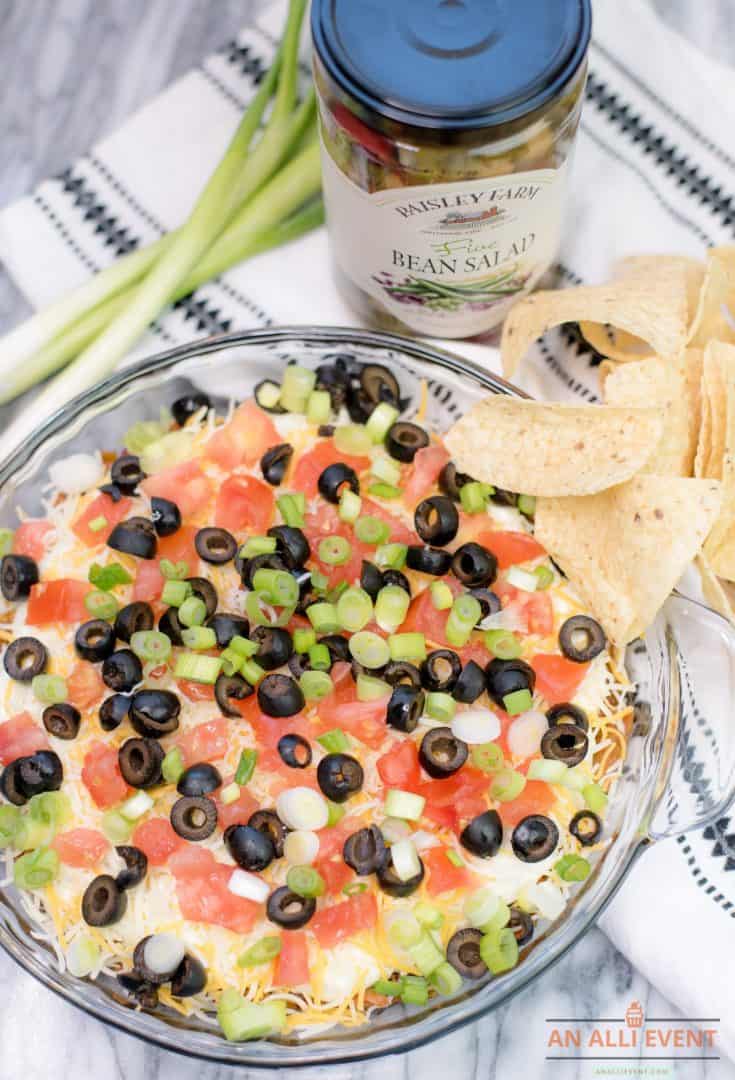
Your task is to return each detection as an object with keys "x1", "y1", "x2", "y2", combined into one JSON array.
[{"x1": 320, "y1": 145, "x2": 569, "y2": 338}]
